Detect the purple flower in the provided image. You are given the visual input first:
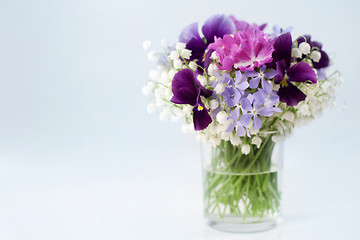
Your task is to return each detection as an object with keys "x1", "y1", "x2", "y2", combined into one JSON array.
[
  {"x1": 226, "y1": 106, "x2": 250, "y2": 137},
  {"x1": 275, "y1": 60, "x2": 317, "y2": 106},
  {"x1": 208, "y1": 28, "x2": 275, "y2": 71},
  {"x1": 221, "y1": 71, "x2": 249, "y2": 108},
  {"x1": 240, "y1": 94, "x2": 279, "y2": 130},
  {"x1": 296, "y1": 35, "x2": 329, "y2": 69},
  {"x1": 253, "y1": 88, "x2": 281, "y2": 109},
  {"x1": 170, "y1": 69, "x2": 213, "y2": 130},
  {"x1": 270, "y1": 33, "x2": 317, "y2": 106},
  {"x1": 245, "y1": 65, "x2": 277, "y2": 93},
  {"x1": 179, "y1": 14, "x2": 235, "y2": 73}
]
